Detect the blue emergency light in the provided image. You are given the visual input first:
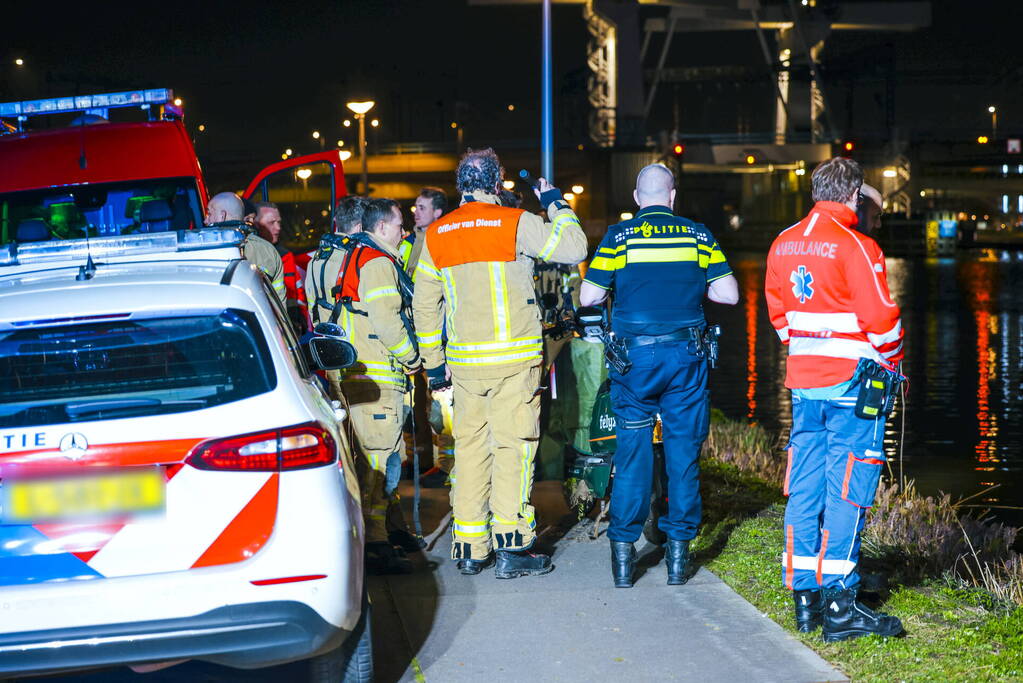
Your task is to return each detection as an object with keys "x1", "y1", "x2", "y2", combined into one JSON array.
[
  {"x1": 0, "y1": 229, "x2": 243, "y2": 269},
  {"x1": 0, "y1": 89, "x2": 175, "y2": 129}
]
